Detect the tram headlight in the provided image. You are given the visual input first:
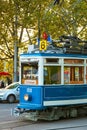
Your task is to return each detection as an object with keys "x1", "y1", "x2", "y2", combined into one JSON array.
[{"x1": 24, "y1": 94, "x2": 29, "y2": 101}]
